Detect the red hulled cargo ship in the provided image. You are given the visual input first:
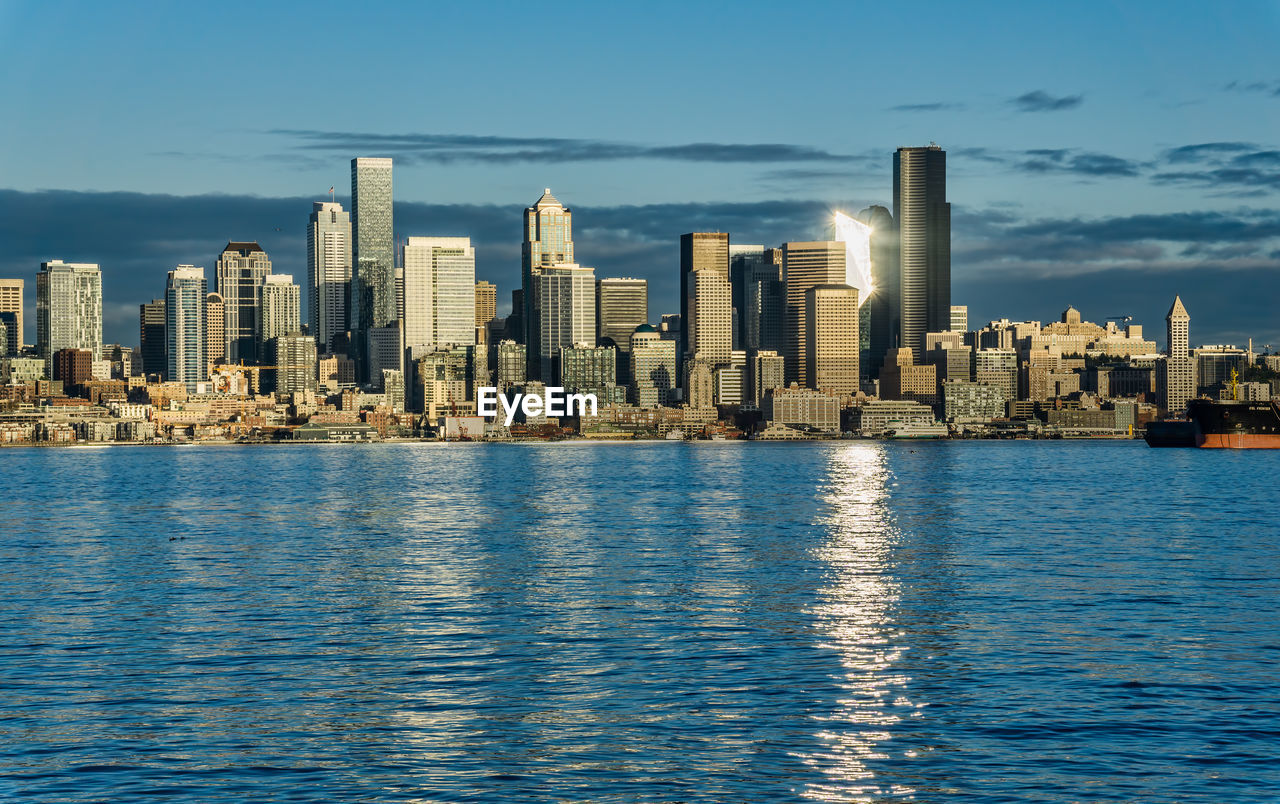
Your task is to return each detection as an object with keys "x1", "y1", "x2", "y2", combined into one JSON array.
[{"x1": 1186, "y1": 398, "x2": 1280, "y2": 448}]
